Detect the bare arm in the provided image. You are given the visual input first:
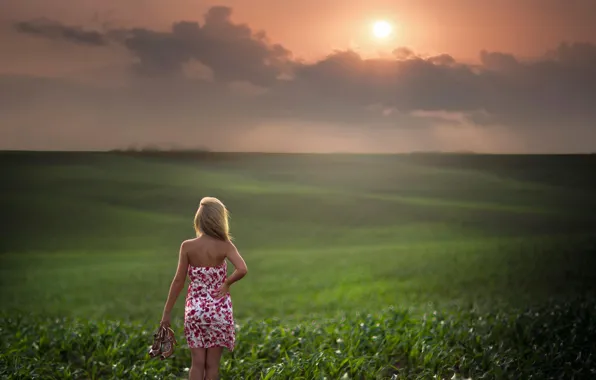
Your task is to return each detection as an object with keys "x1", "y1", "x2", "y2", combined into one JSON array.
[
  {"x1": 161, "y1": 242, "x2": 189, "y2": 324},
  {"x1": 224, "y1": 242, "x2": 248, "y2": 287},
  {"x1": 215, "y1": 242, "x2": 247, "y2": 298}
]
